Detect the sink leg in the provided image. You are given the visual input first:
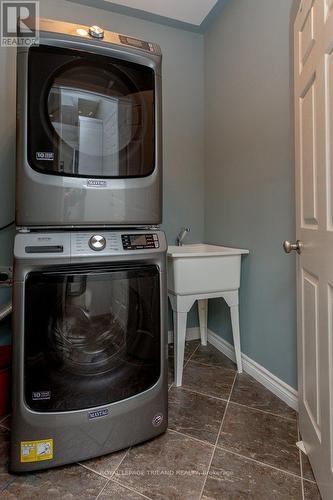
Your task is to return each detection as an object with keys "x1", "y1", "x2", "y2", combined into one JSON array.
[
  {"x1": 230, "y1": 305, "x2": 243, "y2": 373},
  {"x1": 173, "y1": 311, "x2": 187, "y2": 386},
  {"x1": 198, "y1": 299, "x2": 208, "y2": 346}
]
